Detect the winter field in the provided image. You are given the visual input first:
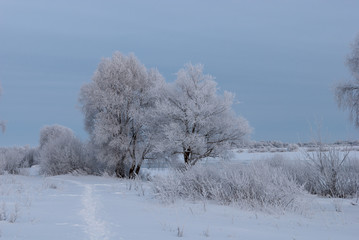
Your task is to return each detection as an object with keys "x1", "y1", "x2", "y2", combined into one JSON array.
[
  {"x1": 1, "y1": 149, "x2": 358, "y2": 240},
  {"x1": 2, "y1": 2, "x2": 359, "y2": 239}
]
